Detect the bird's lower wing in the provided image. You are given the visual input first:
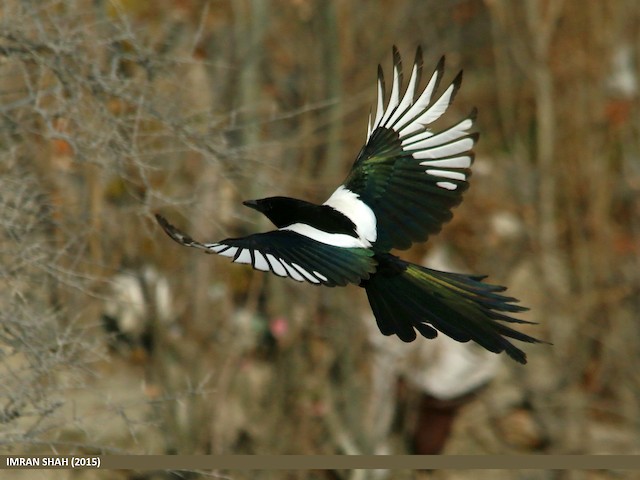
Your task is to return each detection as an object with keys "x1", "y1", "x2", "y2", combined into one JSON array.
[{"x1": 155, "y1": 214, "x2": 376, "y2": 287}]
